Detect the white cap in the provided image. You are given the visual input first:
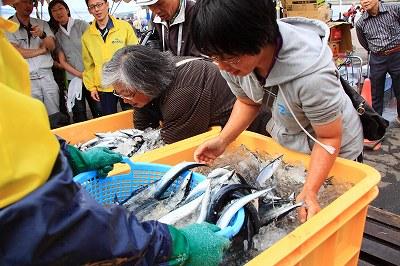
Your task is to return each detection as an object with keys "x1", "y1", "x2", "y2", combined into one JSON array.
[{"x1": 132, "y1": 0, "x2": 159, "y2": 6}]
